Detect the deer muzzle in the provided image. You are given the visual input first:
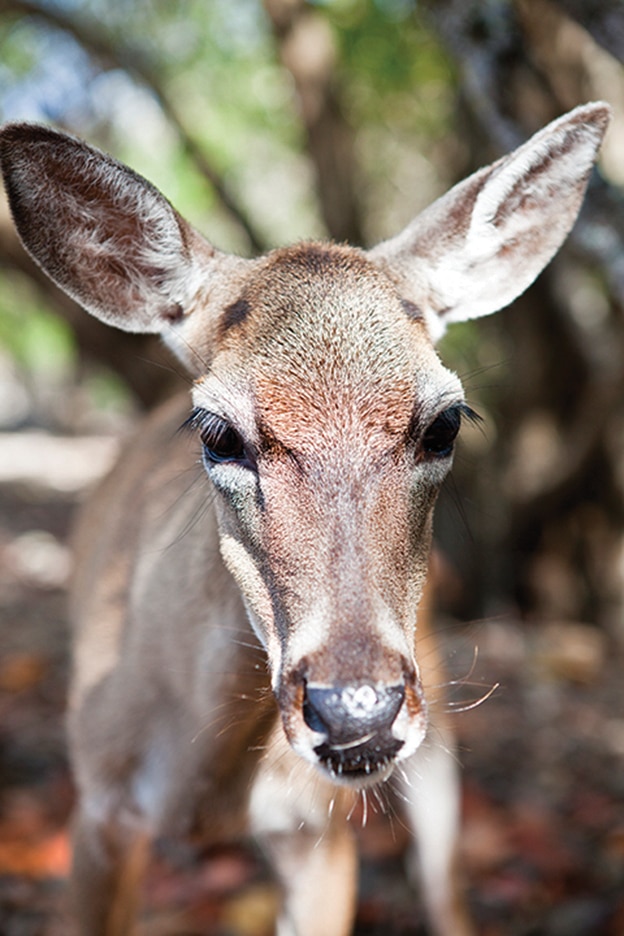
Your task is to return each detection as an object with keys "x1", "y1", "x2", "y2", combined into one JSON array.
[
  {"x1": 303, "y1": 681, "x2": 406, "y2": 778},
  {"x1": 281, "y1": 656, "x2": 427, "y2": 786}
]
